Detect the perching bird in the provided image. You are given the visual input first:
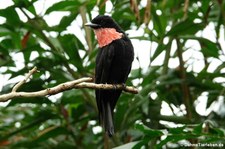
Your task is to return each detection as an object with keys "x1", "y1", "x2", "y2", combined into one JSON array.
[{"x1": 85, "y1": 15, "x2": 134, "y2": 137}]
